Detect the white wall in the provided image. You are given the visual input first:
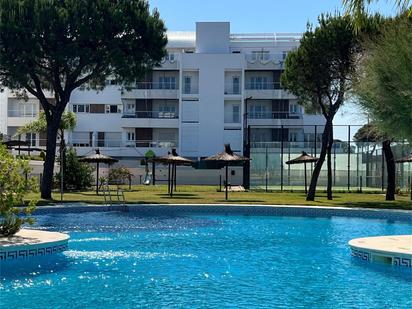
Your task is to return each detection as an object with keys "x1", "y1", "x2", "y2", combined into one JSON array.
[{"x1": 196, "y1": 22, "x2": 230, "y2": 54}]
